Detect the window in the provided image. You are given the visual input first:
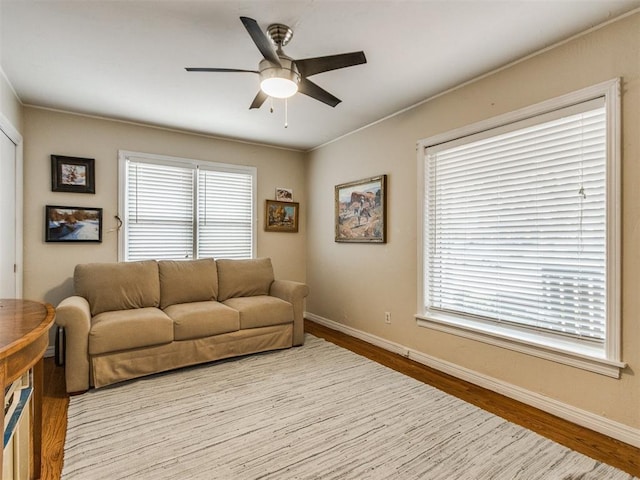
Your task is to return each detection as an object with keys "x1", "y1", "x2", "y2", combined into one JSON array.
[
  {"x1": 417, "y1": 79, "x2": 623, "y2": 377},
  {"x1": 119, "y1": 151, "x2": 256, "y2": 262}
]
